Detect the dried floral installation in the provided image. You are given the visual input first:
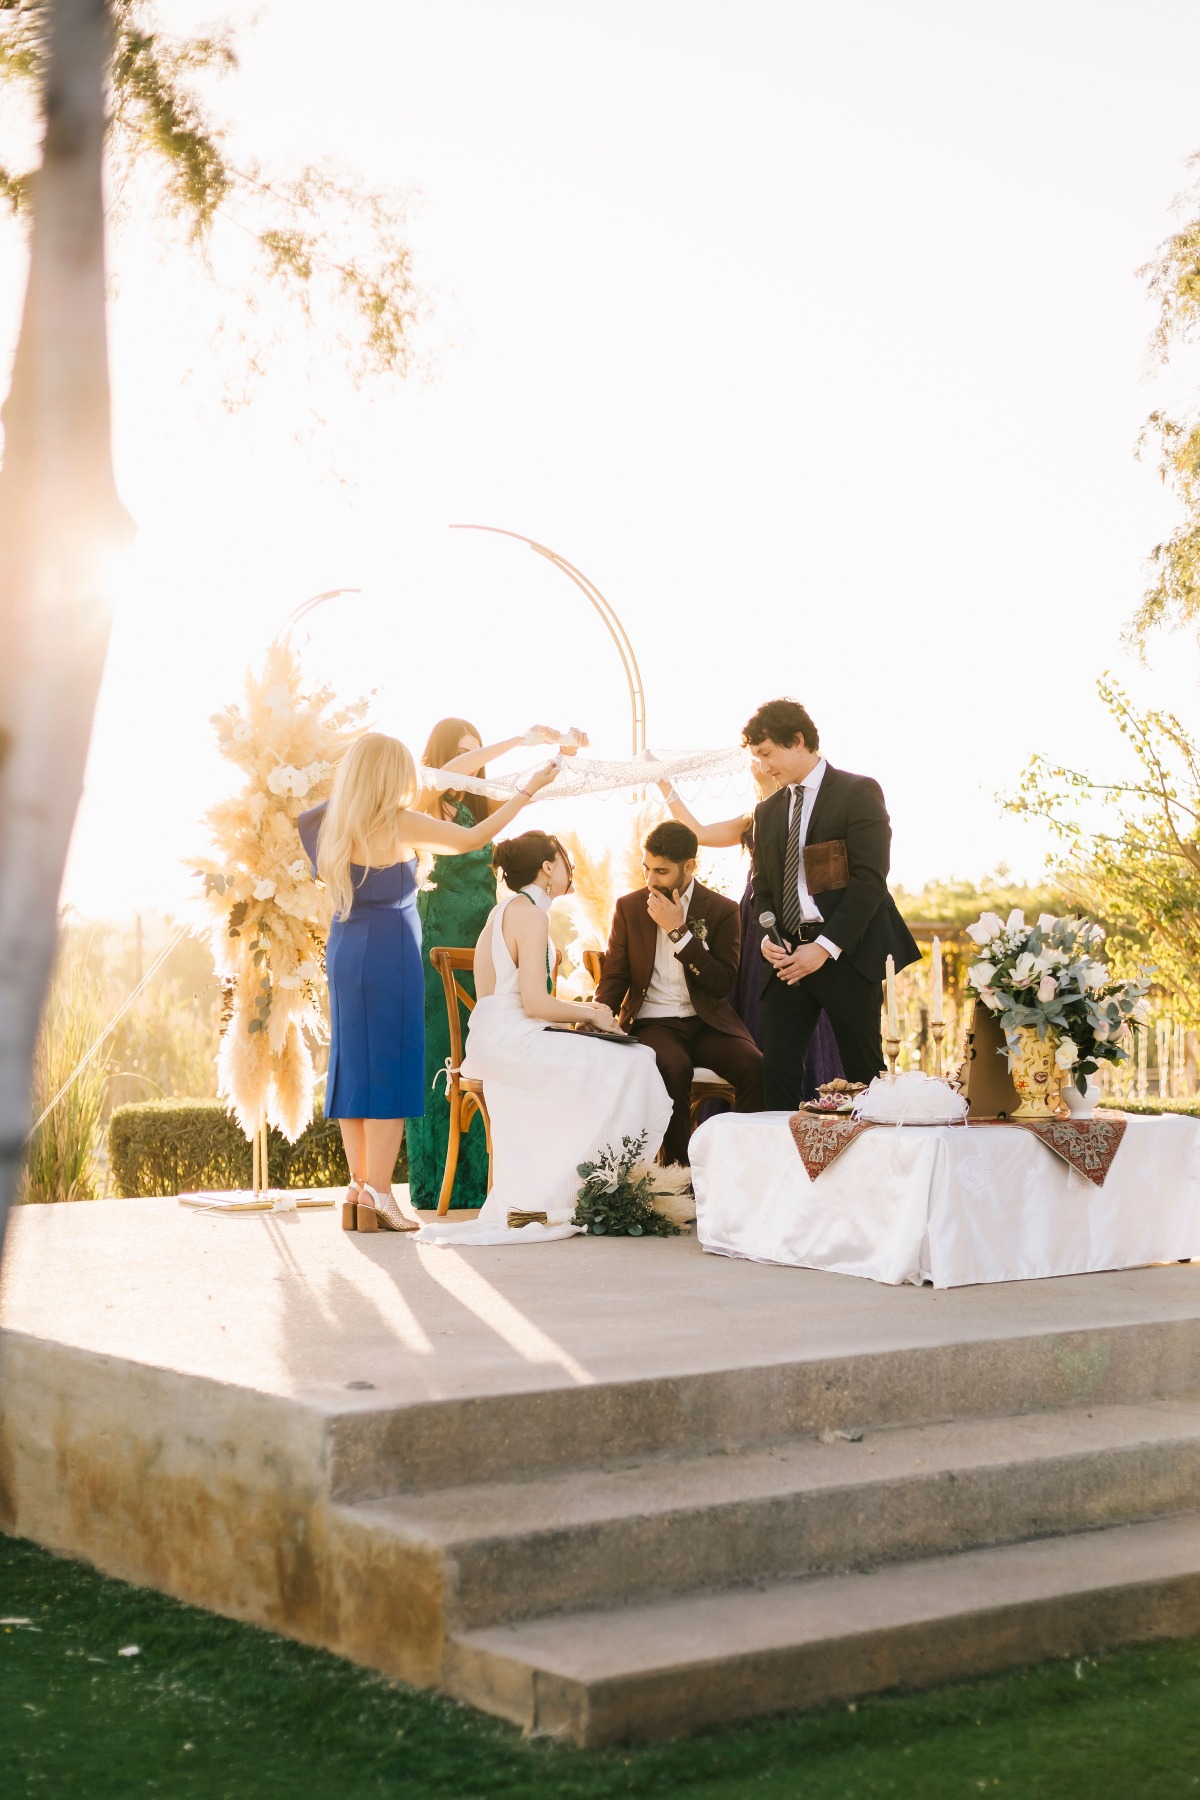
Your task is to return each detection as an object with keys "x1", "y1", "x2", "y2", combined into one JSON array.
[{"x1": 194, "y1": 641, "x2": 368, "y2": 1142}]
